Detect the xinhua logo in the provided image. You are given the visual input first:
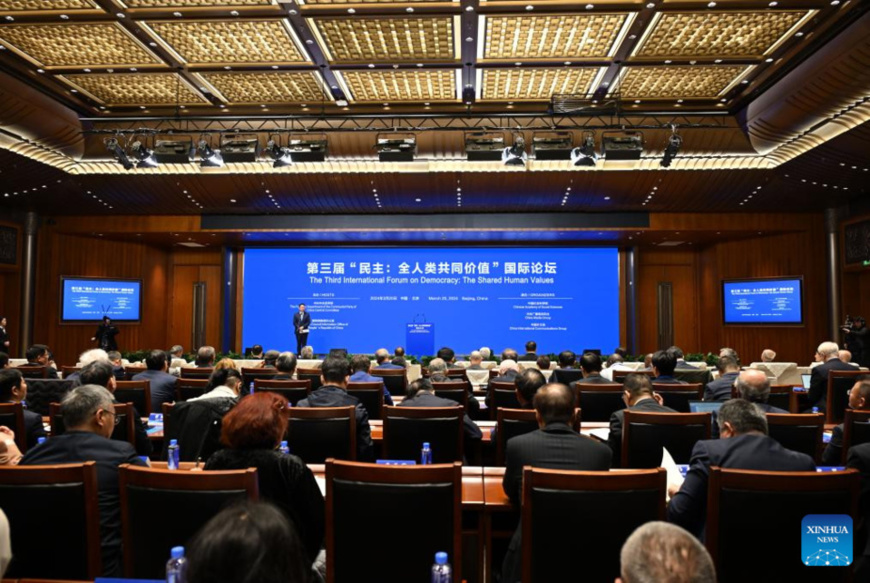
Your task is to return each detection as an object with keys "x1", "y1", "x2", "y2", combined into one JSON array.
[{"x1": 801, "y1": 515, "x2": 852, "y2": 567}]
